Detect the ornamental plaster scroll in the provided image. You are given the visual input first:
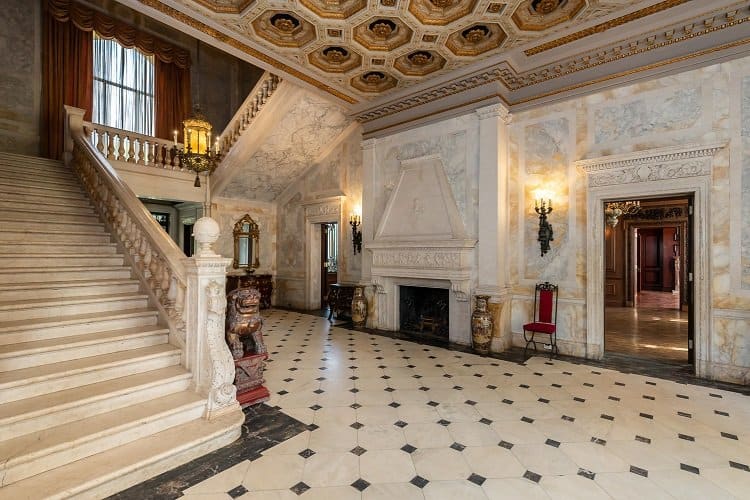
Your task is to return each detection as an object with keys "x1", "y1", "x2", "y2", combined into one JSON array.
[
  {"x1": 576, "y1": 142, "x2": 726, "y2": 187},
  {"x1": 304, "y1": 201, "x2": 341, "y2": 218},
  {"x1": 451, "y1": 280, "x2": 471, "y2": 302},
  {"x1": 372, "y1": 248, "x2": 461, "y2": 269},
  {"x1": 205, "y1": 280, "x2": 237, "y2": 417},
  {"x1": 372, "y1": 277, "x2": 386, "y2": 294}
]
